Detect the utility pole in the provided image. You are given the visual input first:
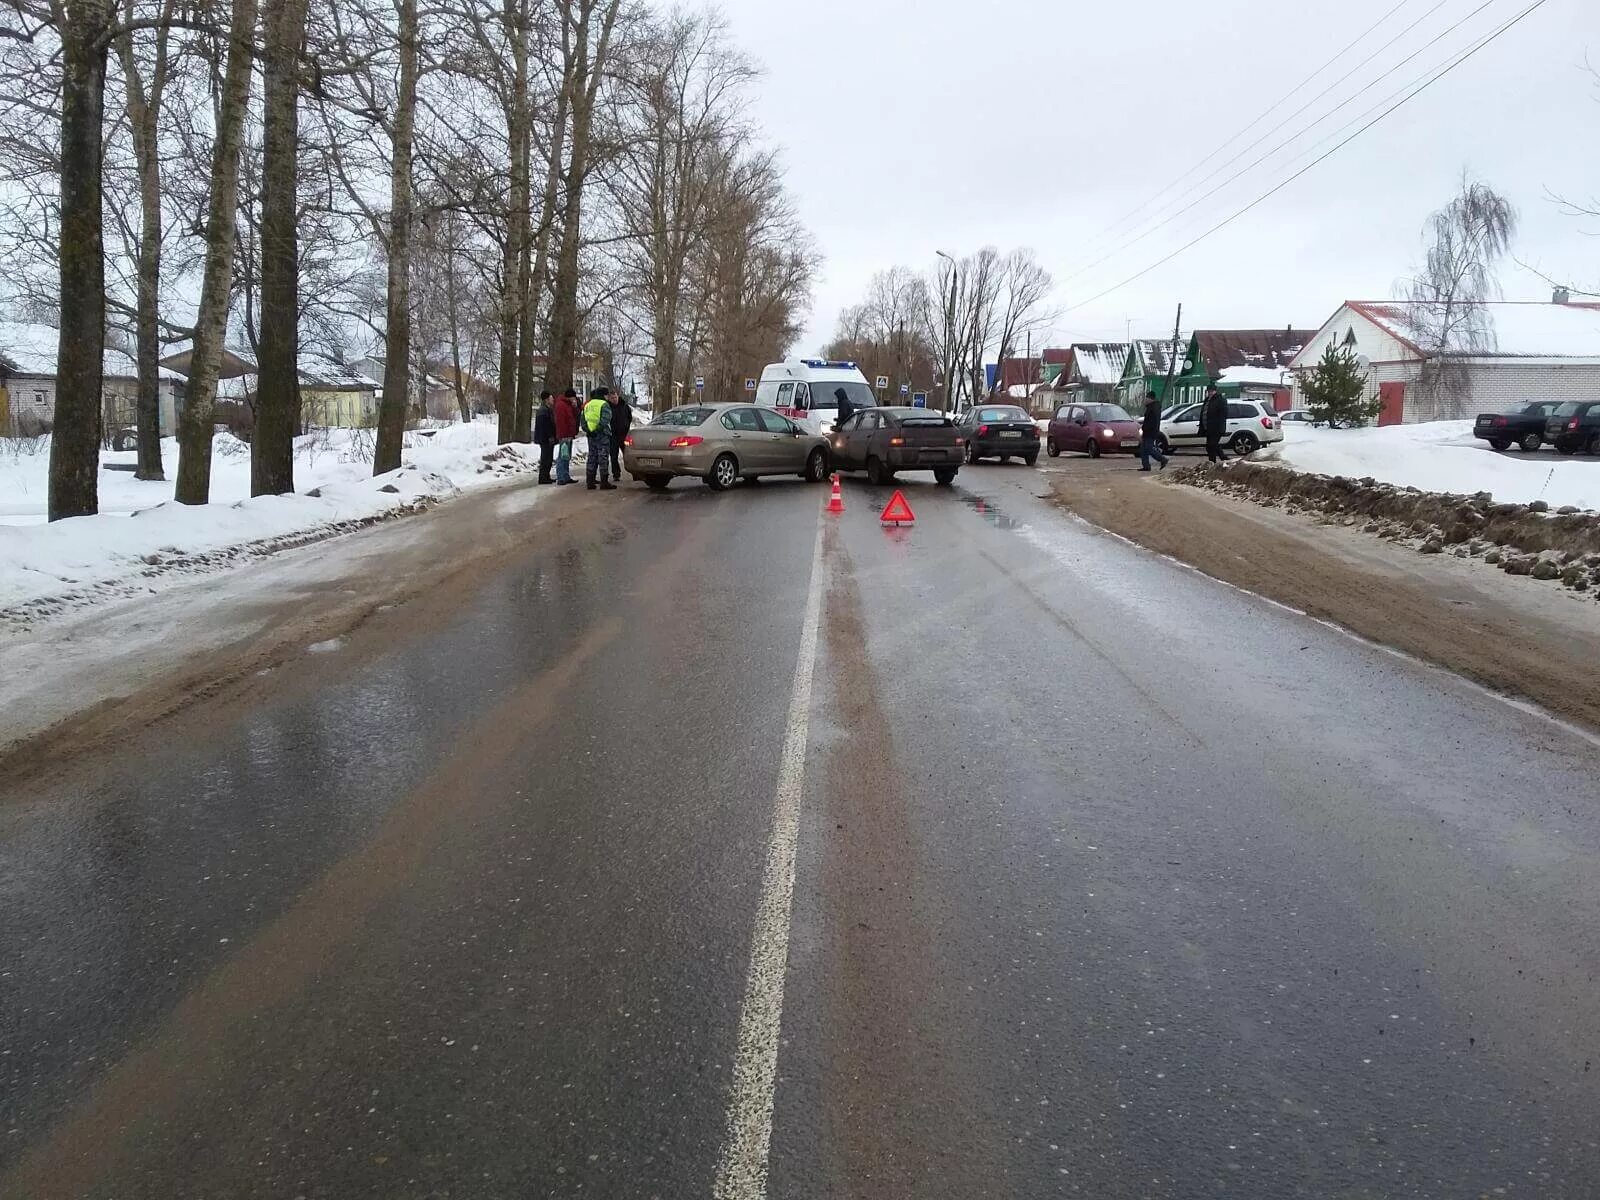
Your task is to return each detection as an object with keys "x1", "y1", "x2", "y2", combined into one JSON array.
[{"x1": 1157, "y1": 302, "x2": 1183, "y2": 408}]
